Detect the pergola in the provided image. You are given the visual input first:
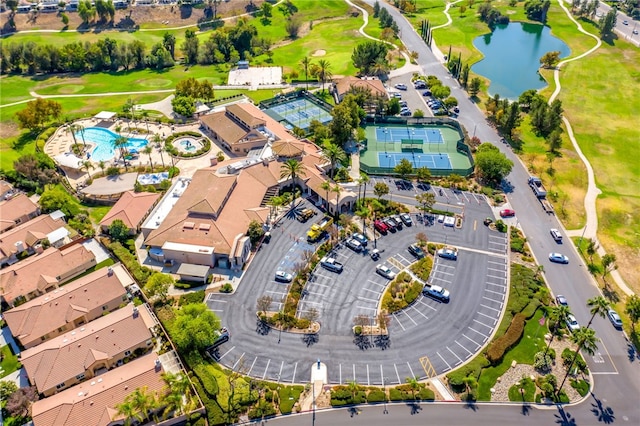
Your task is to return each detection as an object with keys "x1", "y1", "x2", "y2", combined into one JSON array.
[{"x1": 93, "y1": 111, "x2": 117, "y2": 120}]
